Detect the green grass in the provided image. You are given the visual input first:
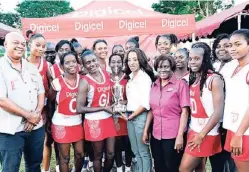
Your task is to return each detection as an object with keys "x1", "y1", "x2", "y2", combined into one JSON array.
[
  {"x1": 19, "y1": 147, "x2": 75, "y2": 172},
  {"x1": 2, "y1": 148, "x2": 212, "y2": 172}
]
